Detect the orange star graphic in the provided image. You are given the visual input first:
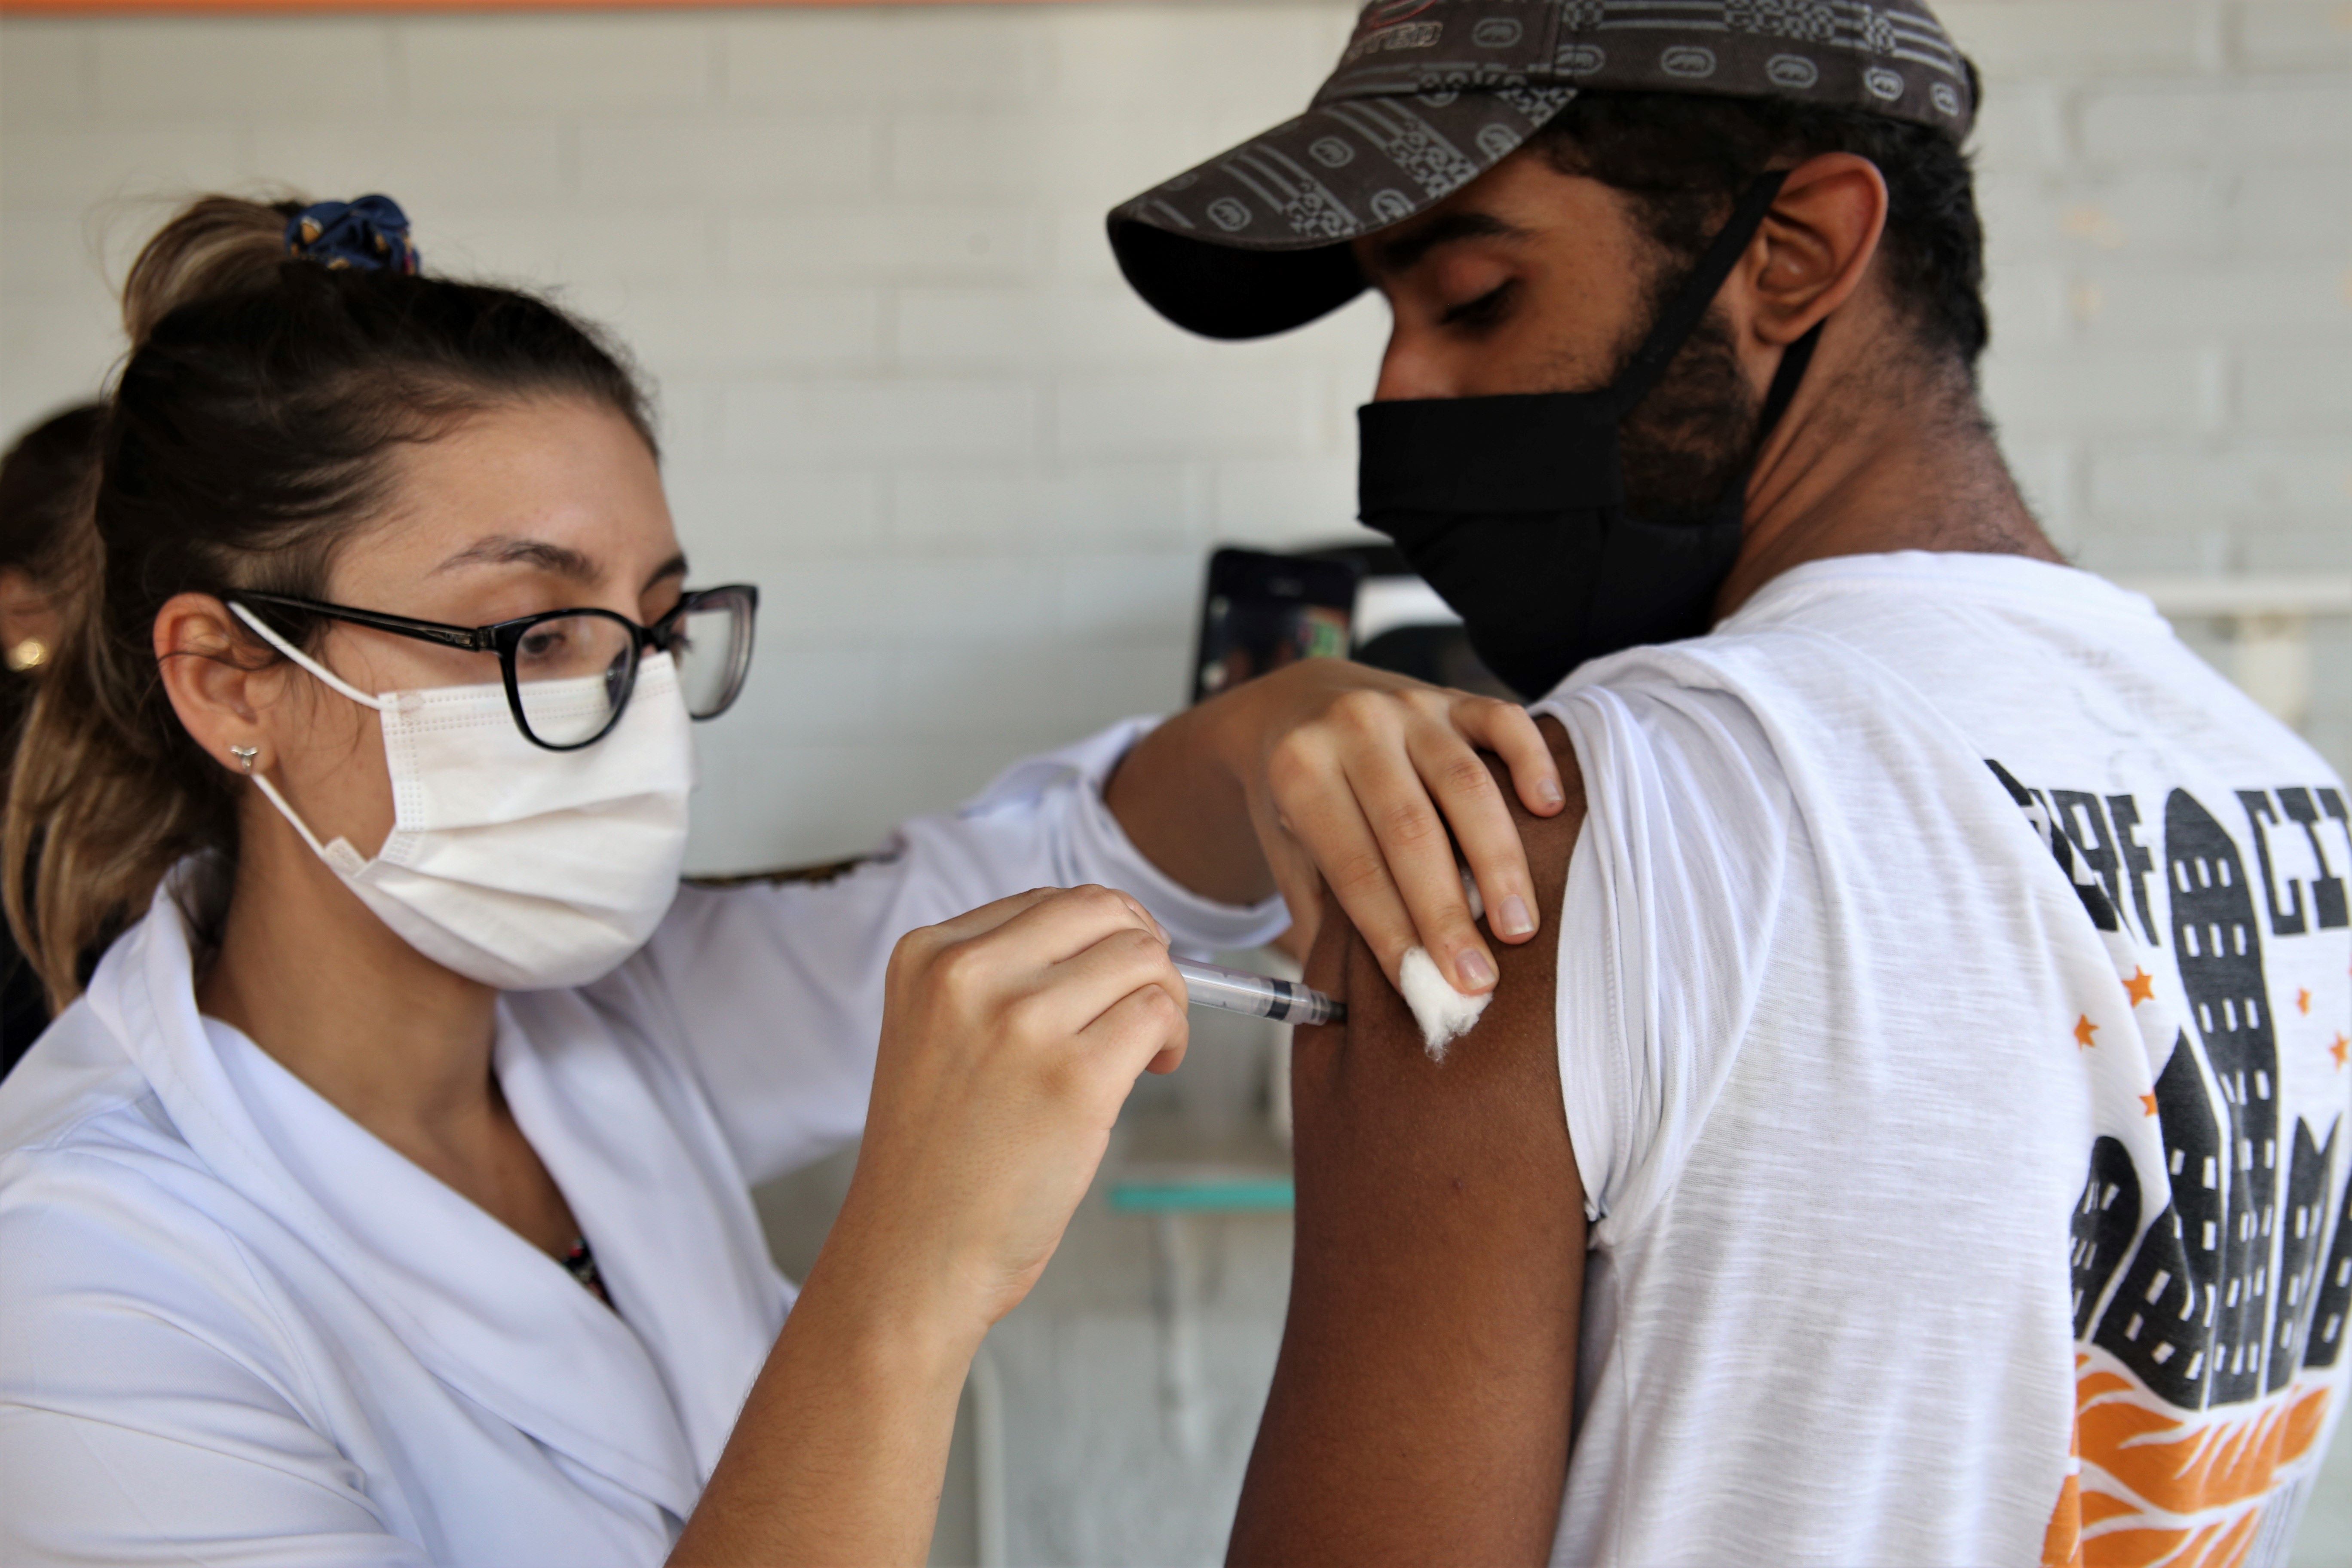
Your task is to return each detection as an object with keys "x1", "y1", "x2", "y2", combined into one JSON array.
[
  {"x1": 2298, "y1": 988, "x2": 2312, "y2": 1016},
  {"x1": 2333, "y1": 1035, "x2": 2349, "y2": 1070},
  {"x1": 2075, "y1": 1014, "x2": 2098, "y2": 1048},
  {"x1": 2141, "y1": 1093, "x2": 2159, "y2": 1117},
  {"x1": 2124, "y1": 968, "x2": 2156, "y2": 1006}
]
